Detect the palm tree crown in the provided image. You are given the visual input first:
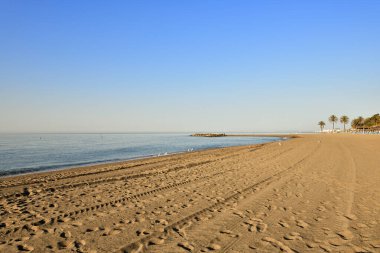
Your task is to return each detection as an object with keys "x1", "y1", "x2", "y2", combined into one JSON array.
[
  {"x1": 318, "y1": 121, "x2": 326, "y2": 132},
  {"x1": 329, "y1": 115, "x2": 338, "y2": 130},
  {"x1": 340, "y1": 115, "x2": 349, "y2": 132}
]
